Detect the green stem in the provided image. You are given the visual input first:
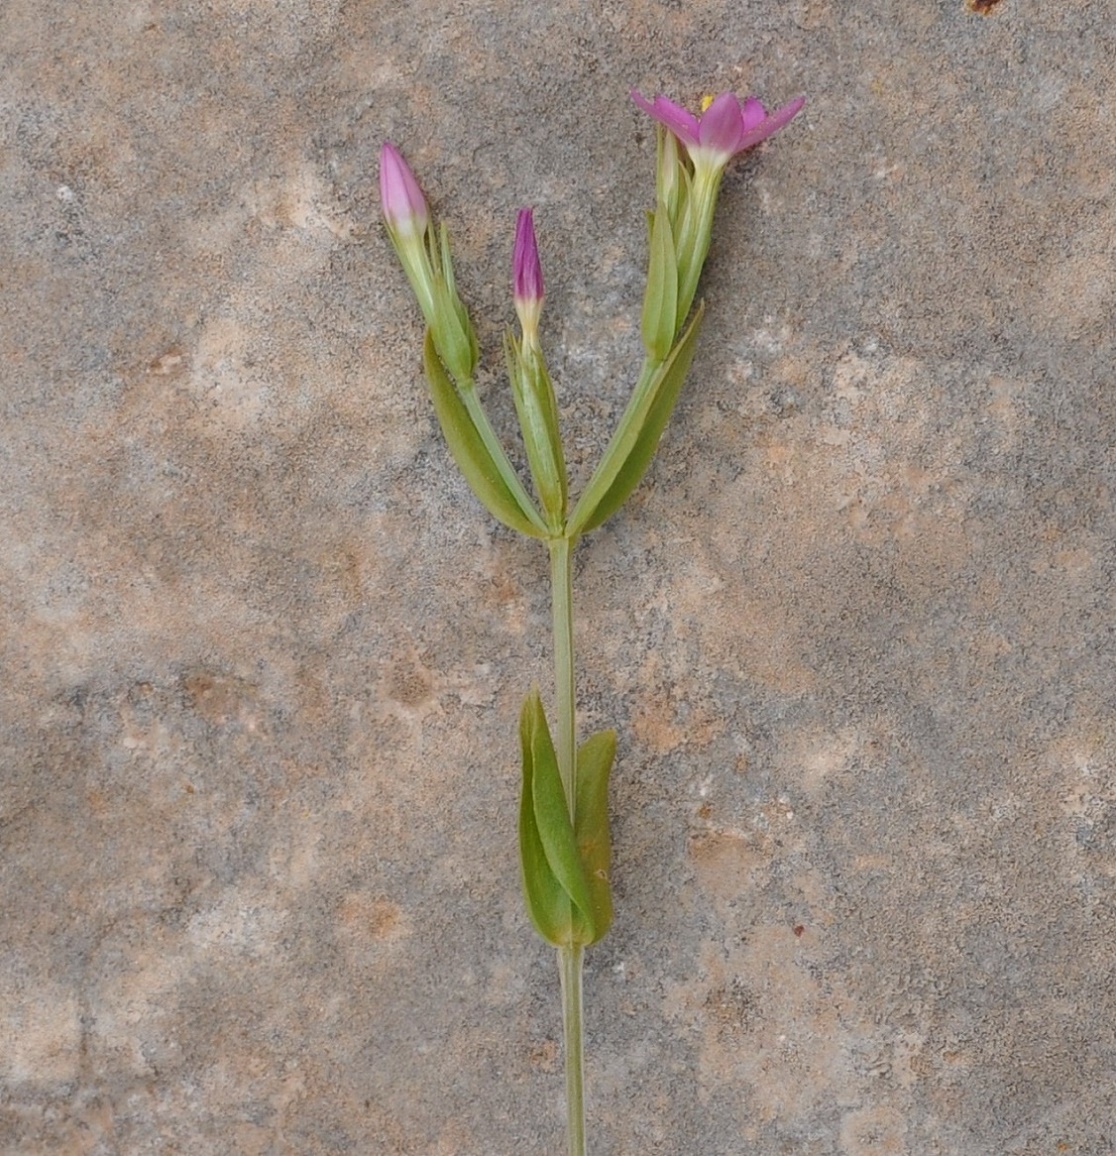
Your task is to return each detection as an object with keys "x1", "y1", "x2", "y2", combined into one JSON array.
[
  {"x1": 548, "y1": 535, "x2": 576, "y2": 815},
  {"x1": 559, "y1": 944, "x2": 586, "y2": 1156},
  {"x1": 549, "y1": 535, "x2": 585, "y2": 1155}
]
